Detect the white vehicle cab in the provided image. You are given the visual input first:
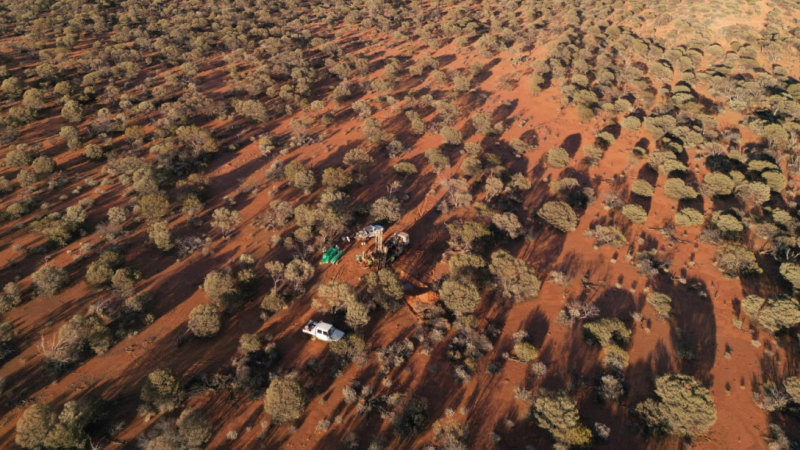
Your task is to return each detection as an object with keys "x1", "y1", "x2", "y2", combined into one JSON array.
[{"x1": 302, "y1": 320, "x2": 345, "y2": 342}]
